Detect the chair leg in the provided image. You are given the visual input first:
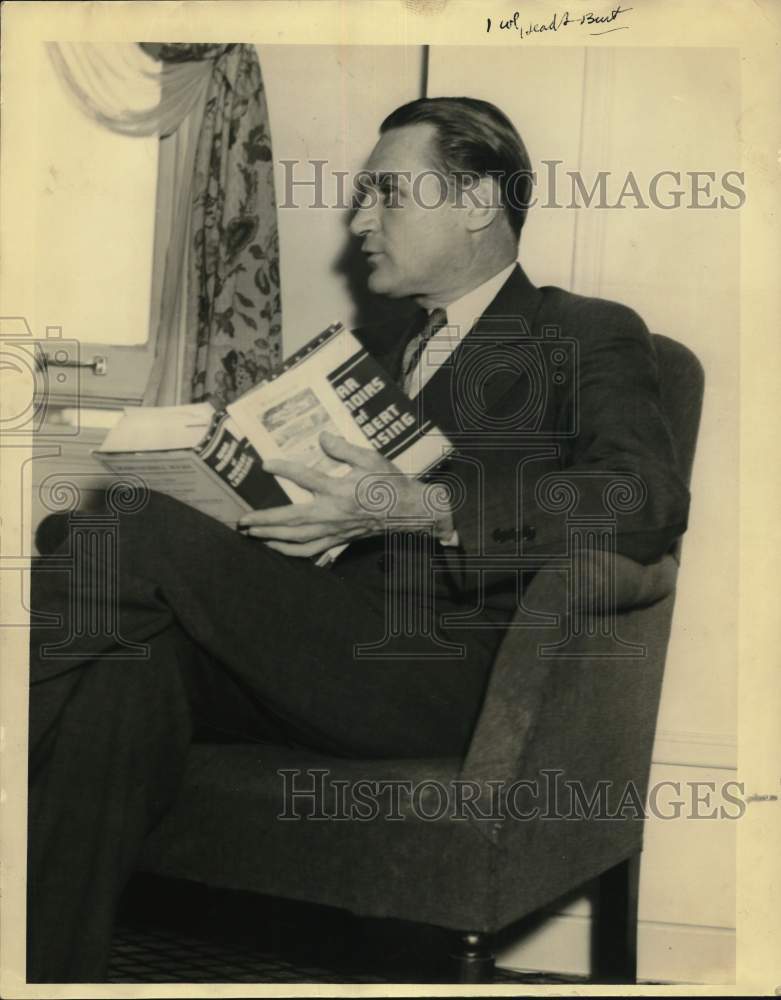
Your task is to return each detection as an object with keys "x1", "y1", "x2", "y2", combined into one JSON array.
[
  {"x1": 592, "y1": 852, "x2": 641, "y2": 983},
  {"x1": 451, "y1": 930, "x2": 495, "y2": 983}
]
